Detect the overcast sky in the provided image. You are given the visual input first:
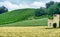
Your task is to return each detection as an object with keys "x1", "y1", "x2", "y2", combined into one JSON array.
[{"x1": 0, "y1": 0, "x2": 60, "y2": 11}]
